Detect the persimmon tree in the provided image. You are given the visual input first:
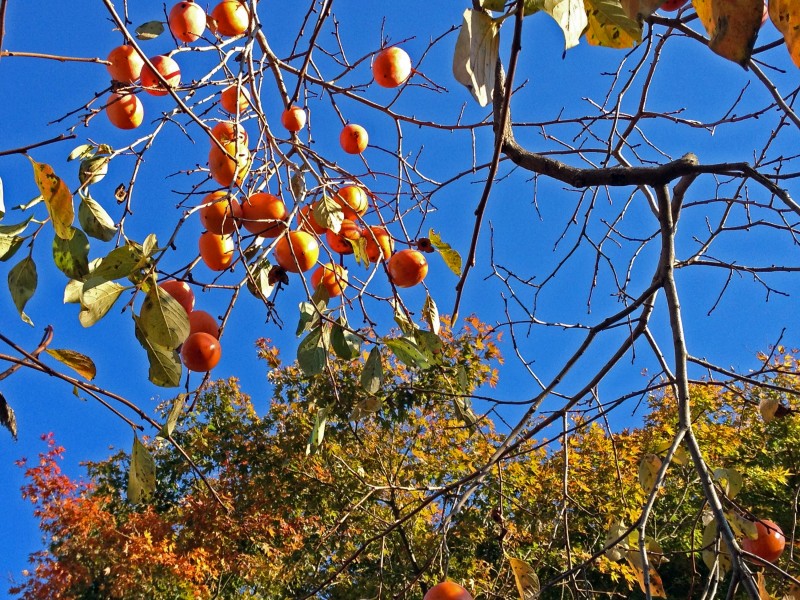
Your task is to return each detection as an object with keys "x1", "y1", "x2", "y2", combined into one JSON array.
[{"x1": 2, "y1": 0, "x2": 800, "y2": 598}]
